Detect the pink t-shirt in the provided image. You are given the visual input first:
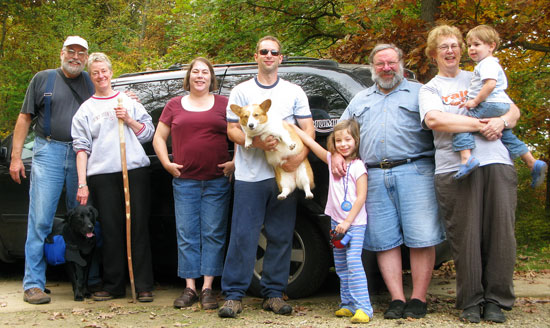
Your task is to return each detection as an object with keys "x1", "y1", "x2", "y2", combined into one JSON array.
[
  {"x1": 325, "y1": 152, "x2": 368, "y2": 225},
  {"x1": 159, "y1": 95, "x2": 230, "y2": 180}
]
